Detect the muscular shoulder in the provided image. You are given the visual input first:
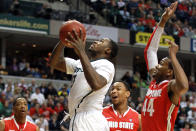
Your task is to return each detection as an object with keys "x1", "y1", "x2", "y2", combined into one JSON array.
[{"x1": 0, "y1": 120, "x2": 5, "y2": 131}]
